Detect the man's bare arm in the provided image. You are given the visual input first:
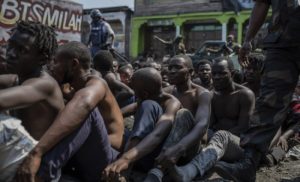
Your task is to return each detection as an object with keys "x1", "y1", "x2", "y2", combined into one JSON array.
[
  {"x1": 106, "y1": 74, "x2": 134, "y2": 95},
  {"x1": 0, "y1": 78, "x2": 54, "y2": 111},
  {"x1": 172, "y1": 91, "x2": 211, "y2": 154},
  {"x1": 209, "y1": 96, "x2": 217, "y2": 129},
  {"x1": 244, "y1": 2, "x2": 270, "y2": 42},
  {"x1": 121, "y1": 102, "x2": 137, "y2": 117},
  {"x1": 0, "y1": 74, "x2": 18, "y2": 89},
  {"x1": 119, "y1": 99, "x2": 181, "y2": 162},
  {"x1": 33, "y1": 79, "x2": 106, "y2": 155},
  {"x1": 239, "y1": 1, "x2": 270, "y2": 67},
  {"x1": 230, "y1": 89, "x2": 255, "y2": 136}
]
